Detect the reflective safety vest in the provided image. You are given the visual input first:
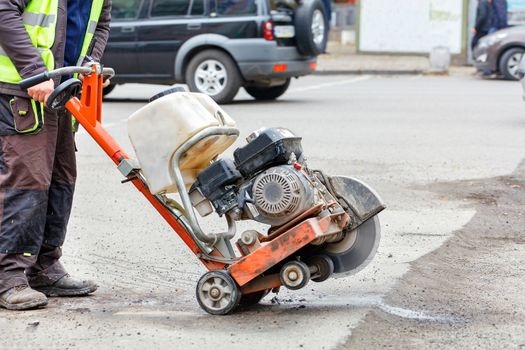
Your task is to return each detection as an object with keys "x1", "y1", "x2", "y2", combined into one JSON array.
[{"x1": 0, "y1": 0, "x2": 105, "y2": 84}]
